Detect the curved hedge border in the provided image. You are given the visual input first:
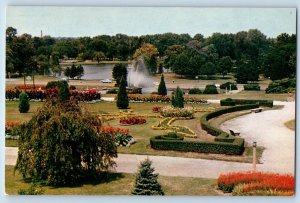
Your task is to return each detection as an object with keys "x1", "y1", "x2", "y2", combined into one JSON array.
[
  {"x1": 220, "y1": 98, "x2": 273, "y2": 107},
  {"x1": 150, "y1": 104, "x2": 259, "y2": 155}
]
